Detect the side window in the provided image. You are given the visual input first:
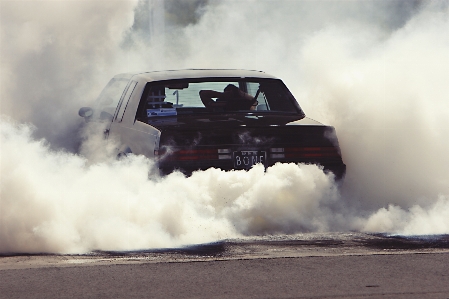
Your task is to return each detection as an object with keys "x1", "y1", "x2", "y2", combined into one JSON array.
[
  {"x1": 95, "y1": 78, "x2": 130, "y2": 120},
  {"x1": 115, "y1": 81, "x2": 137, "y2": 122},
  {"x1": 136, "y1": 83, "x2": 177, "y2": 120}
]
